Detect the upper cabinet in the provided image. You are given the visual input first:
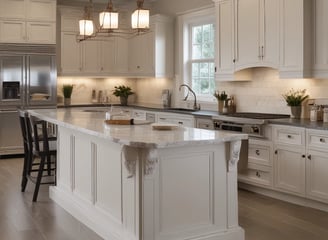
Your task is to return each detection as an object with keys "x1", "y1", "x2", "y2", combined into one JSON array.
[
  {"x1": 214, "y1": 0, "x2": 278, "y2": 81},
  {"x1": 313, "y1": 0, "x2": 328, "y2": 78},
  {"x1": 128, "y1": 15, "x2": 174, "y2": 78},
  {"x1": 235, "y1": 0, "x2": 279, "y2": 70},
  {"x1": 214, "y1": 0, "x2": 315, "y2": 80},
  {"x1": 58, "y1": 6, "x2": 173, "y2": 78},
  {"x1": 0, "y1": 0, "x2": 56, "y2": 44},
  {"x1": 278, "y1": 0, "x2": 313, "y2": 78}
]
